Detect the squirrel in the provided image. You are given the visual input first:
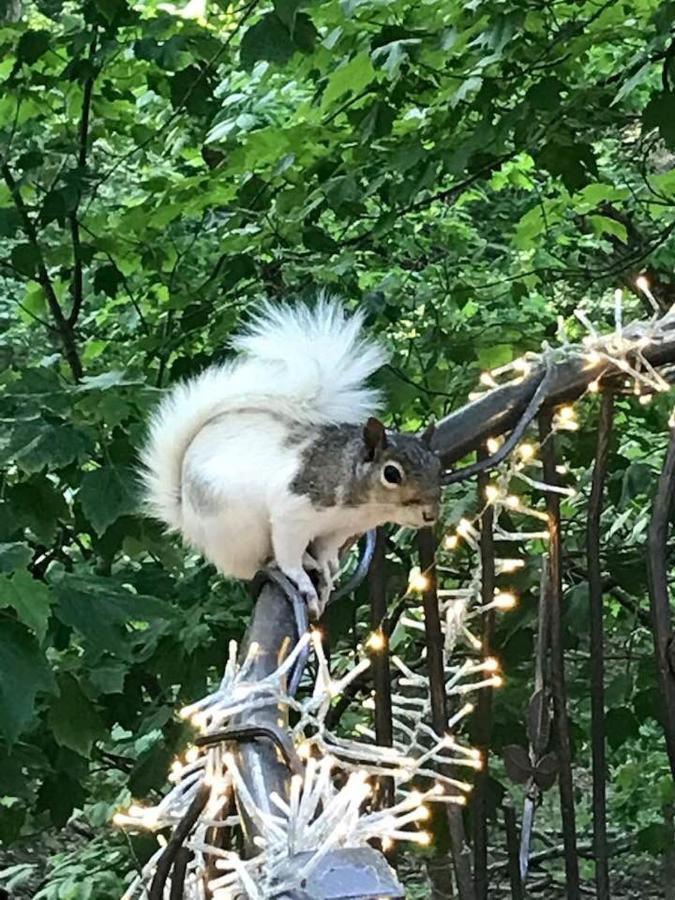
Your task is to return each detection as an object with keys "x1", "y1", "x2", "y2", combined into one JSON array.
[{"x1": 140, "y1": 297, "x2": 441, "y2": 619}]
